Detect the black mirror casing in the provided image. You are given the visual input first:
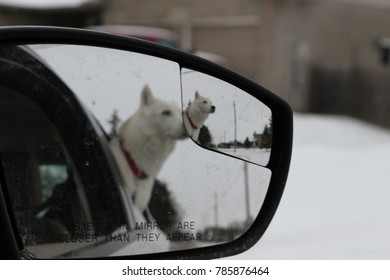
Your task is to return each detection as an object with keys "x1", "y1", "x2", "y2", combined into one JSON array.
[{"x1": 0, "y1": 26, "x2": 292, "y2": 259}]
